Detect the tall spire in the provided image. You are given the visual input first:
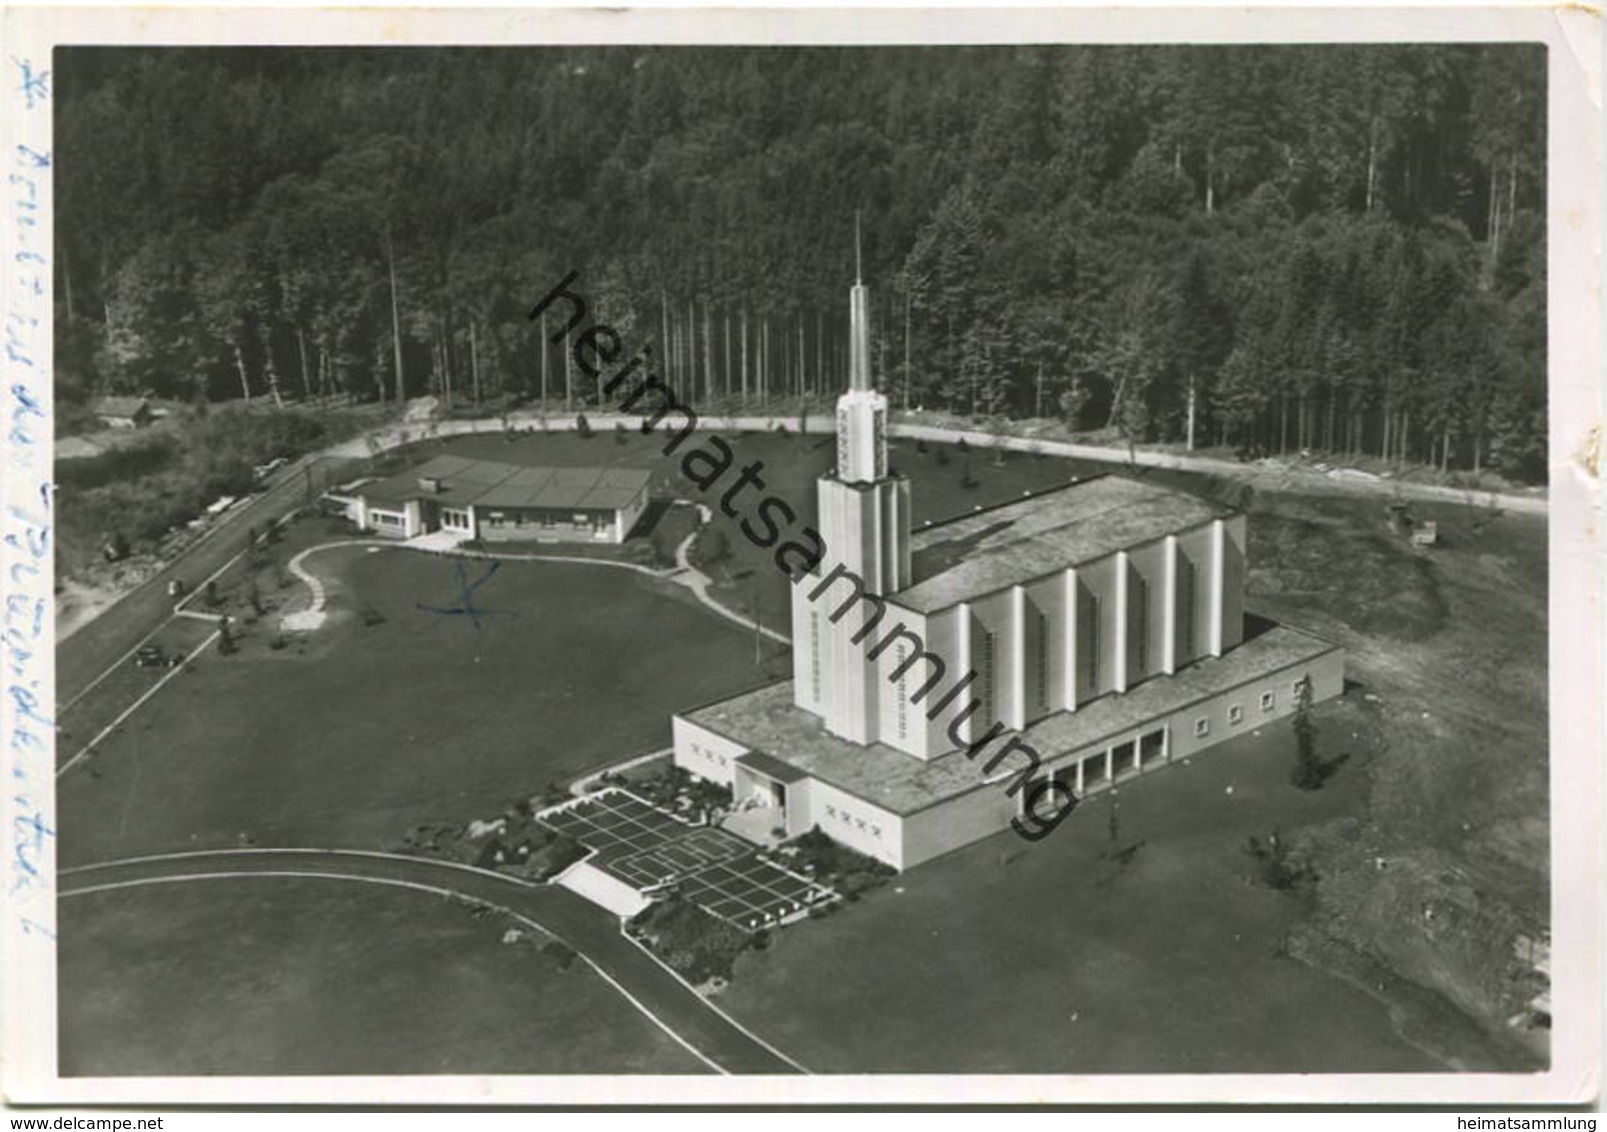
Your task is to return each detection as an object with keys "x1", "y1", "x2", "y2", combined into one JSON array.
[
  {"x1": 849, "y1": 218, "x2": 871, "y2": 393},
  {"x1": 838, "y1": 231, "x2": 886, "y2": 483},
  {"x1": 855, "y1": 209, "x2": 863, "y2": 285}
]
